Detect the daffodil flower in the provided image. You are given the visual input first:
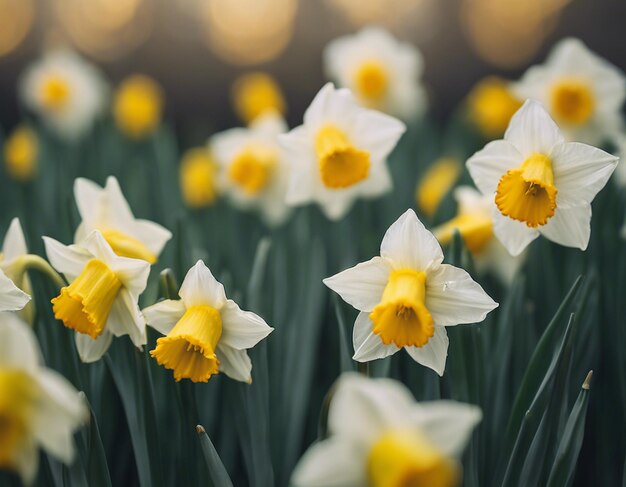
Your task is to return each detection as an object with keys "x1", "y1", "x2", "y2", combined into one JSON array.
[
  {"x1": 514, "y1": 38, "x2": 626, "y2": 145},
  {"x1": 211, "y1": 113, "x2": 292, "y2": 226},
  {"x1": 324, "y1": 27, "x2": 427, "y2": 120},
  {"x1": 113, "y1": 74, "x2": 164, "y2": 139},
  {"x1": 278, "y1": 83, "x2": 406, "y2": 220},
  {"x1": 44, "y1": 230, "x2": 150, "y2": 363},
  {"x1": 0, "y1": 270, "x2": 30, "y2": 312},
  {"x1": 433, "y1": 186, "x2": 525, "y2": 285},
  {"x1": 179, "y1": 148, "x2": 220, "y2": 208},
  {"x1": 324, "y1": 209, "x2": 497, "y2": 375},
  {"x1": 74, "y1": 176, "x2": 172, "y2": 263},
  {"x1": 0, "y1": 218, "x2": 35, "y2": 321},
  {"x1": 20, "y1": 49, "x2": 107, "y2": 140},
  {"x1": 467, "y1": 99, "x2": 618, "y2": 256},
  {"x1": 466, "y1": 77, "x2": 522, "y2": 139},
  {"x1": 143, "y1": 260, "x2": 273, "y2": 383},
  {"x1": 231, "y1": 72, "x2": 286, "y2": 125},
  {"x1": 0, "y1": 312, "x2": 87, "y2": 484},
  {"x1": 291, "y1": 373, "x2": 482, "y2": 487}
]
